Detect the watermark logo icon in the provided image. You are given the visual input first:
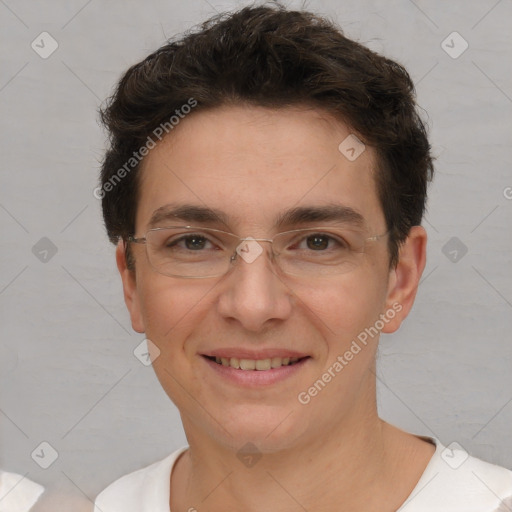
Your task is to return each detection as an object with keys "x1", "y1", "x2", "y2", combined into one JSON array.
[
  {"x1": 32, "y1": 237, "x2": 58, "y2": 263},
  {"x1": 441, "y1": 32, "x2": 468, "y2": 59},
  {"x1": 338, "y1": 134, "x2": 365, "y2": 161},
  {"x1": 442, "y1": 236, "x2": 468, "y2": 263},
  {"x1": 31, "y1": 32, "x2": 59, "y2": 59},
  {"x1": 236, "y1": 238, "x2": 263, "y2": 264},
  {"x1": 237, "y1": 442, "x2": 262, "y2": 468},
  {"x1": 441, "y1": 441, "x2": 469, "y2": 469},
  {"x1": 31, "y1": 441, "x2": 59, "y2": 469},
  {"x1": 134, "y1": 339, "x2": 161, "y2": 366}
]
